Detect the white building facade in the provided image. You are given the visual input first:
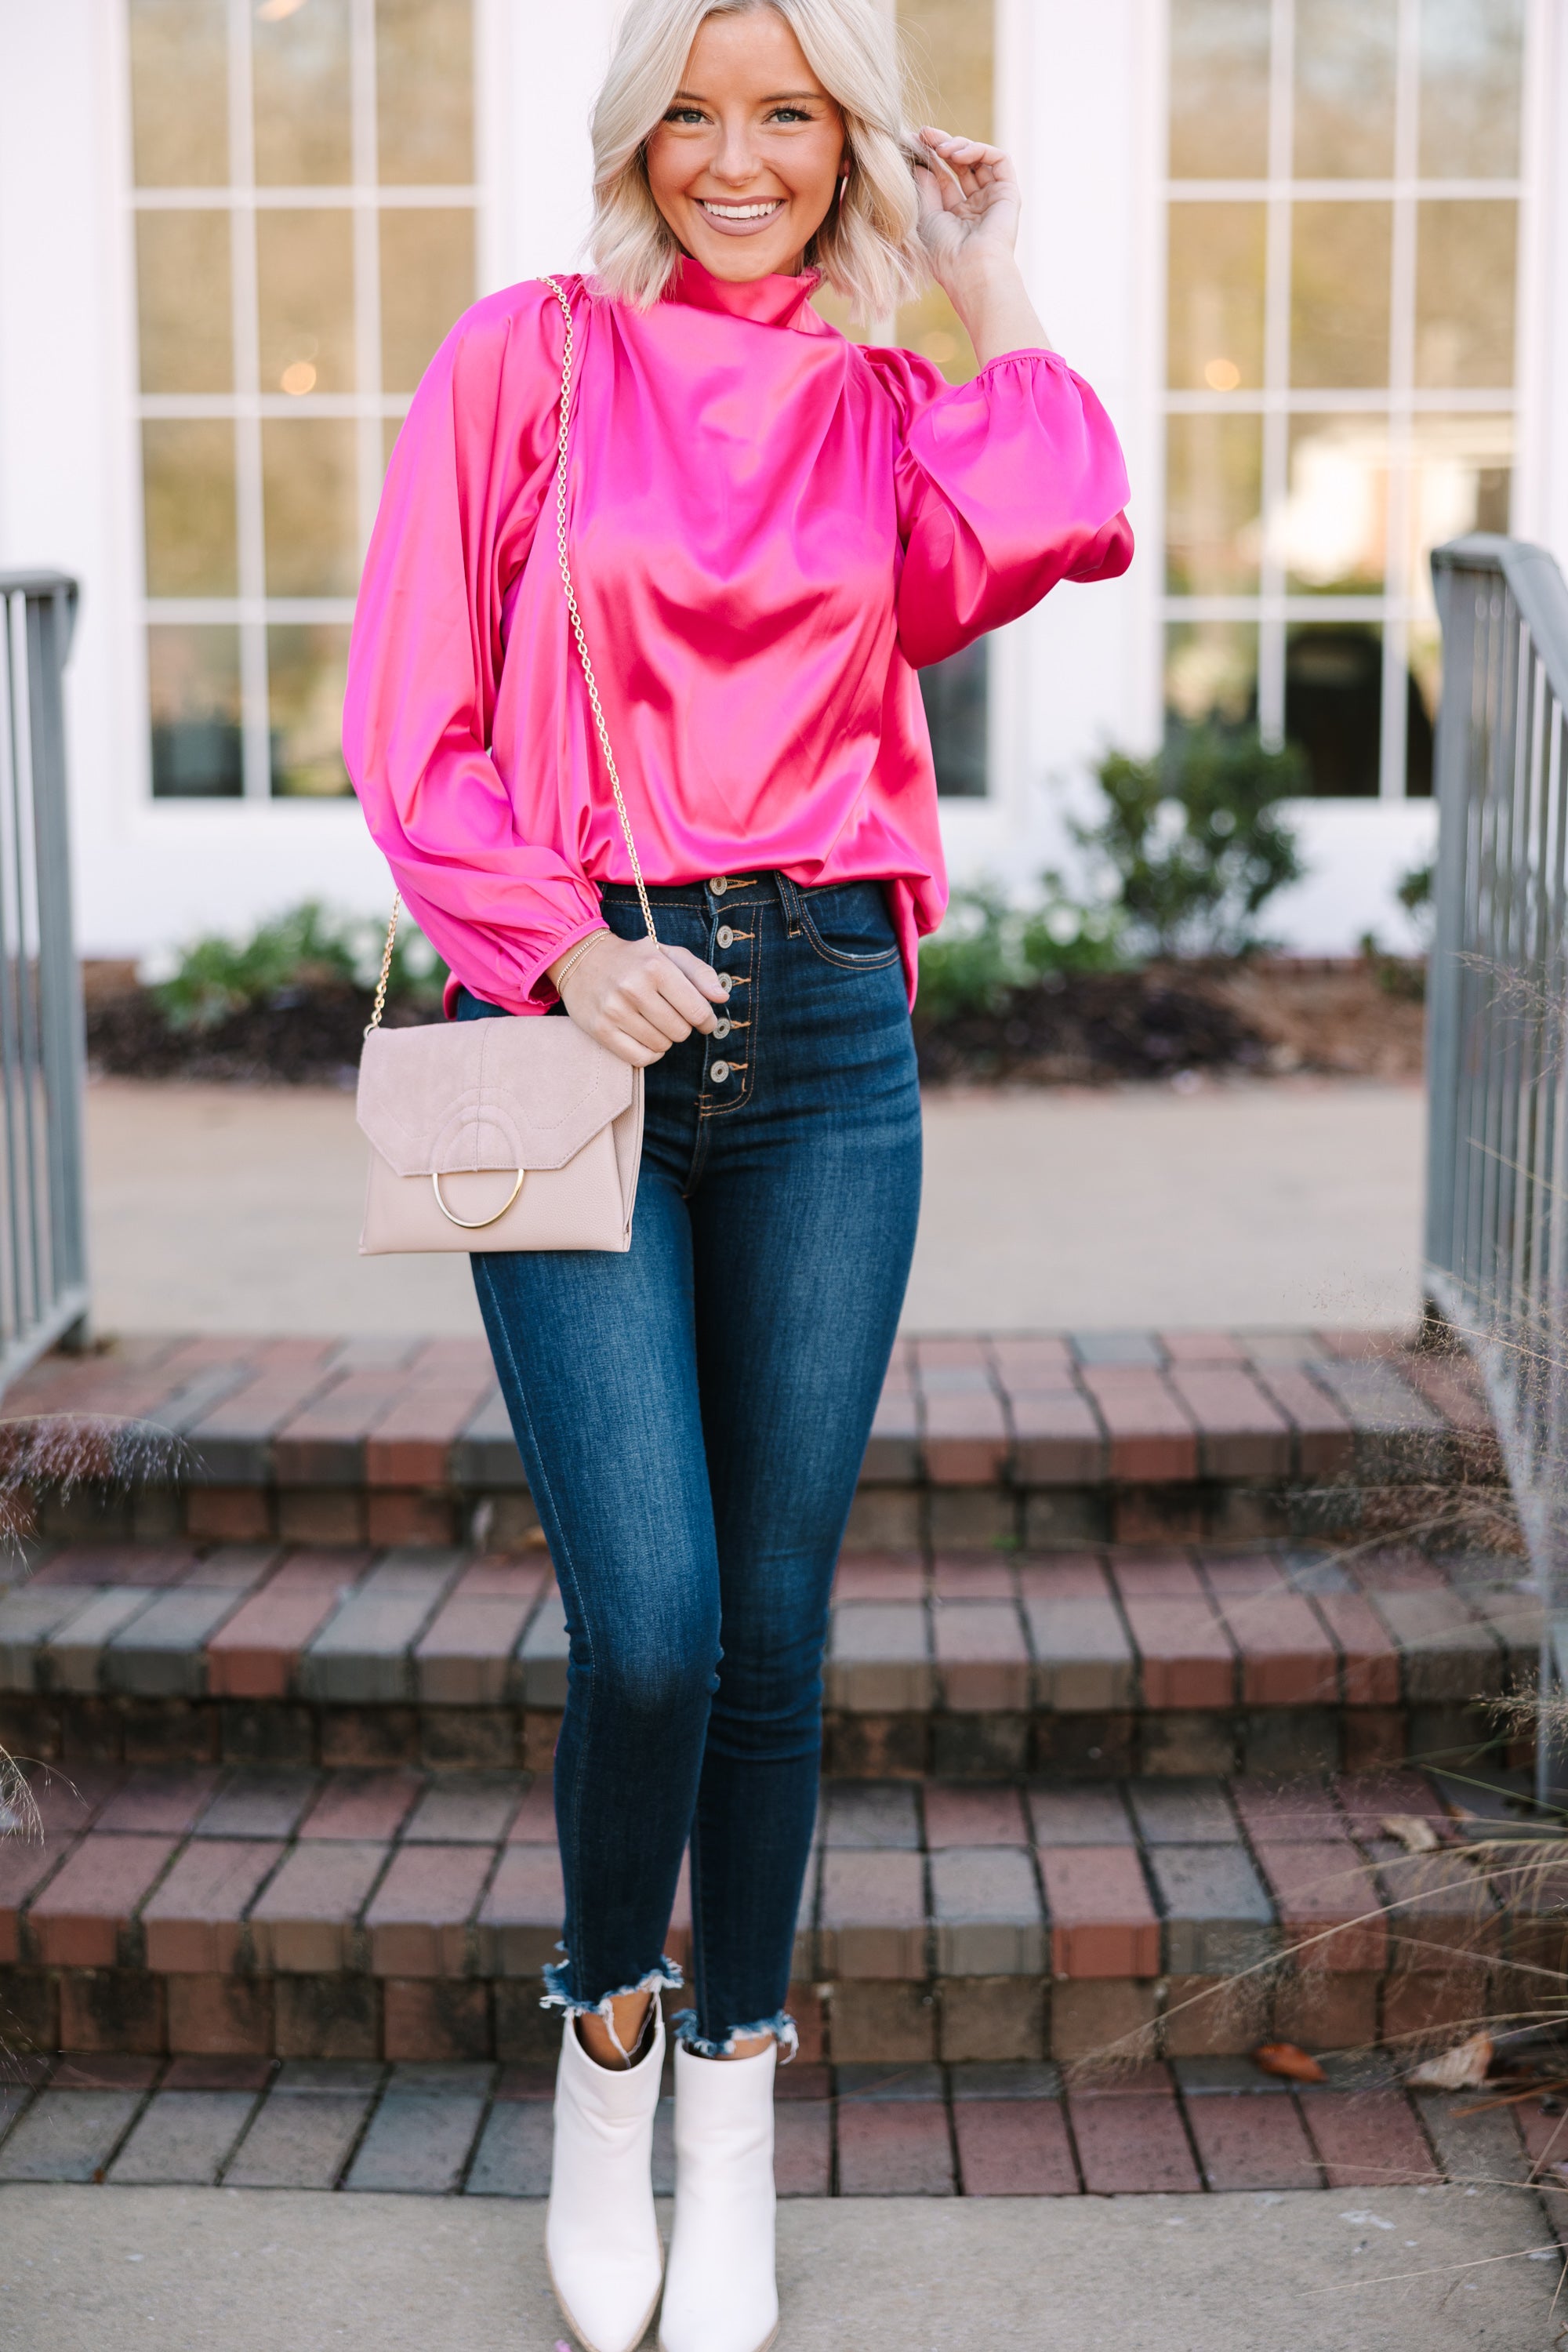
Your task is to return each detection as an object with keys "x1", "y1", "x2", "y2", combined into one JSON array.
[{"x1": 1, "y1": 0, "x2": 1564, "y2": 962}]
